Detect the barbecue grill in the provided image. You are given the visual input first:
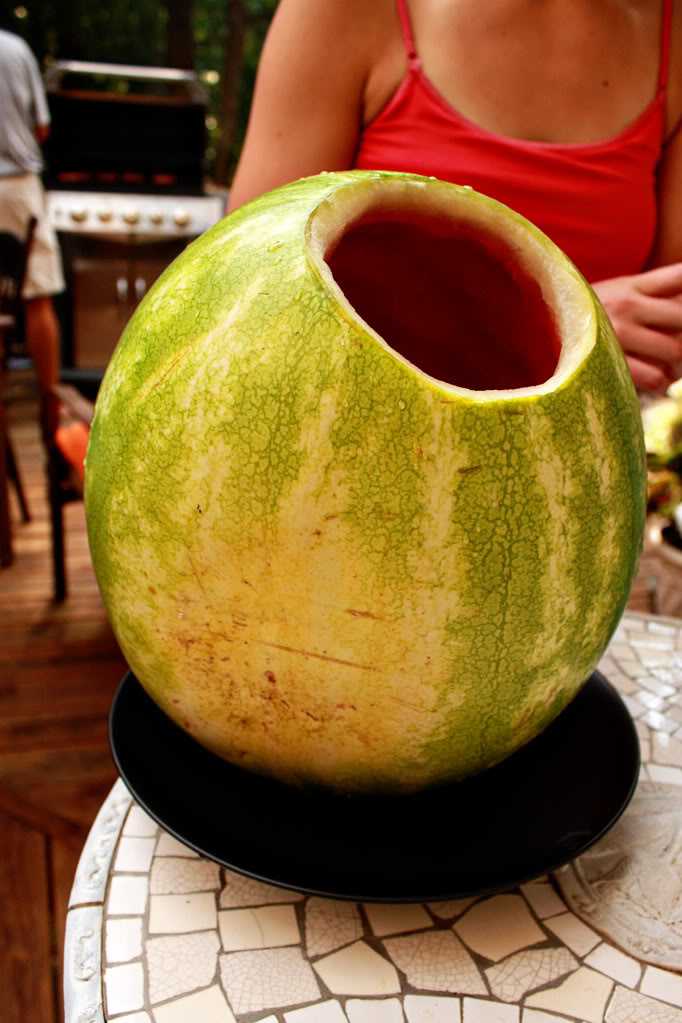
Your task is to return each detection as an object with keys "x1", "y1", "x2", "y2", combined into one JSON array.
[{"x1": 44, "y1": 60, "x2": 226, "y2": 367}]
